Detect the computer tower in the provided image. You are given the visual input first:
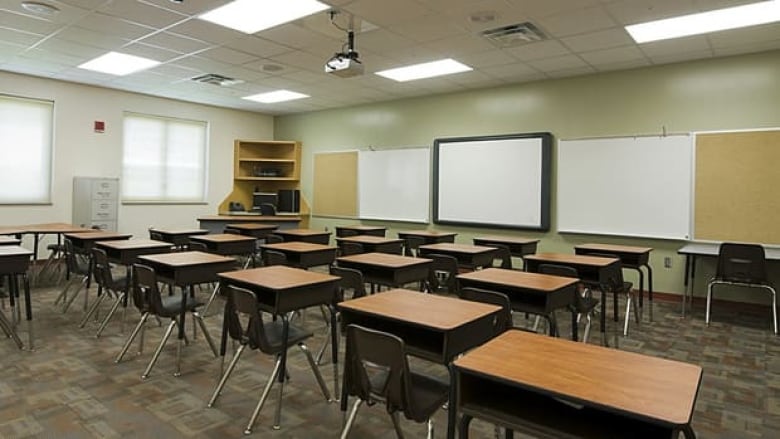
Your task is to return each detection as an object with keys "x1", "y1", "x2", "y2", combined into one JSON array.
[
  {"x1": 277, "y1": 189, "x2": 300, "y2": 213},
  {"x1": 252, "y1": 192, "x2": 277, "y2": 211}
]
